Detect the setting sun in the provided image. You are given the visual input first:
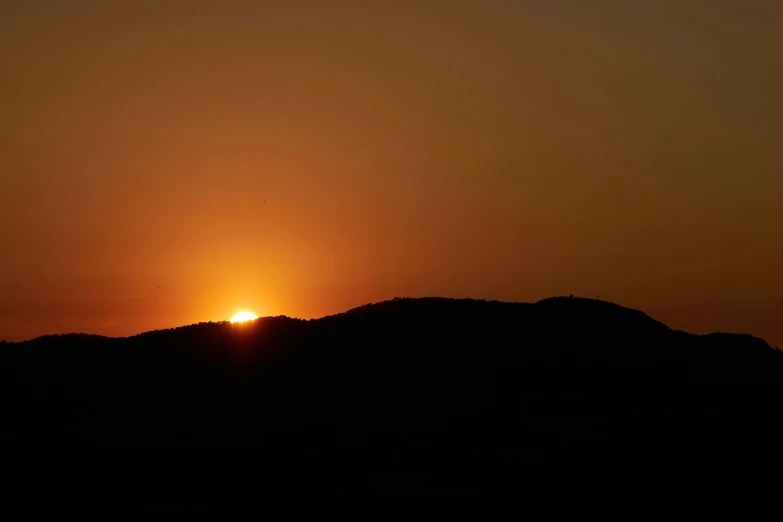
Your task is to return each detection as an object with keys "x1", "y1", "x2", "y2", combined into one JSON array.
[{"x1": 230, "y1": 311, "x2": 258, "y2": 323}]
